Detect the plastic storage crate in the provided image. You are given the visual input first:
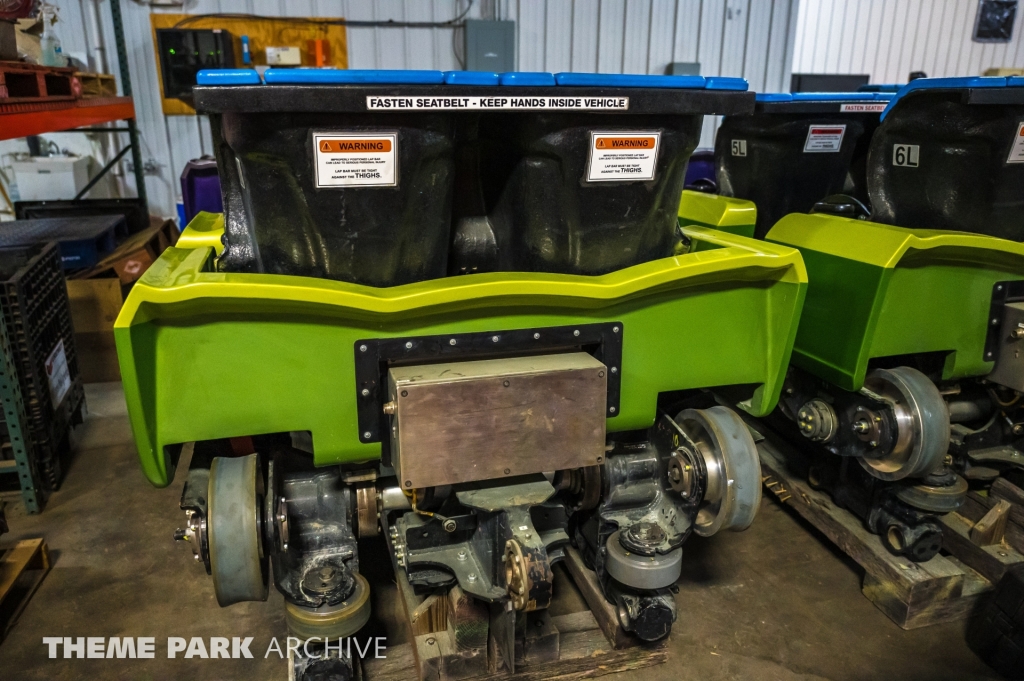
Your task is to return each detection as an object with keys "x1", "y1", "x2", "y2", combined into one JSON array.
[
  {"x1": 0, "y1": 243, "x2": 85, "y2": 489},
  {"x1": 0, "y1": 216, "x2": 124, "y2": 269}
]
